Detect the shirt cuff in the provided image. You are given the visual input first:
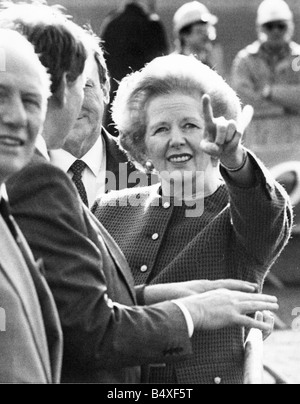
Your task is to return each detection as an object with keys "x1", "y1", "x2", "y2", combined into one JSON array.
[
  {"x1": 172, "y1": 301, "x2": 195, "y2": 338},
  {"x1": 135, "y1": 285, "x2": 147, "y2": 306}
]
